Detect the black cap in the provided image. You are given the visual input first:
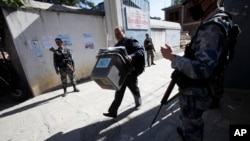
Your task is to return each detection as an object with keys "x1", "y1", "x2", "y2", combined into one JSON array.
[{"x1": 182, "y1": 0, "x2": 189, "y2": 5}]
